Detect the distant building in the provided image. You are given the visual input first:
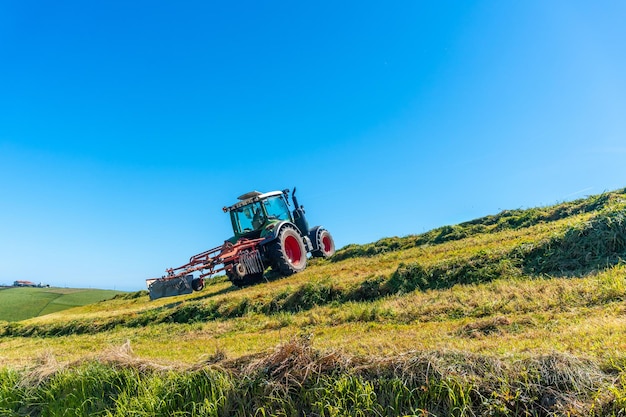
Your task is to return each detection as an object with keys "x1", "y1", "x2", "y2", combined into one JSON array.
[
  {"x1": 13, "y1": 280, "x2": 48, "y2": 287},
  {"x1": 14, "y1": 280, "x2": 37, "y2": 287}
]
